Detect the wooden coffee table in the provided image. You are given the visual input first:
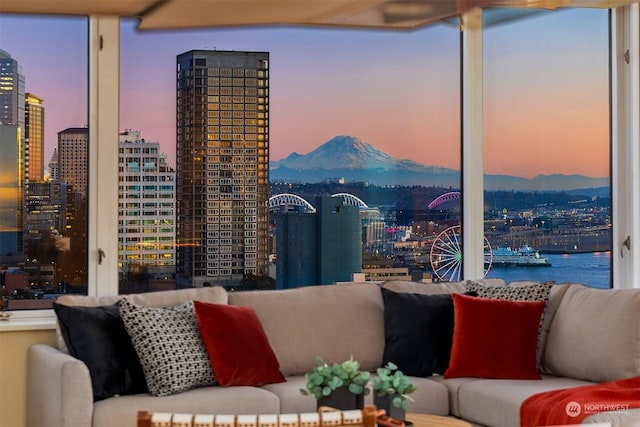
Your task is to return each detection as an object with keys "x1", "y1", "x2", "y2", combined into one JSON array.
[{"x1": 406, "y1": 413, "x2": 472, "y2": 427}]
